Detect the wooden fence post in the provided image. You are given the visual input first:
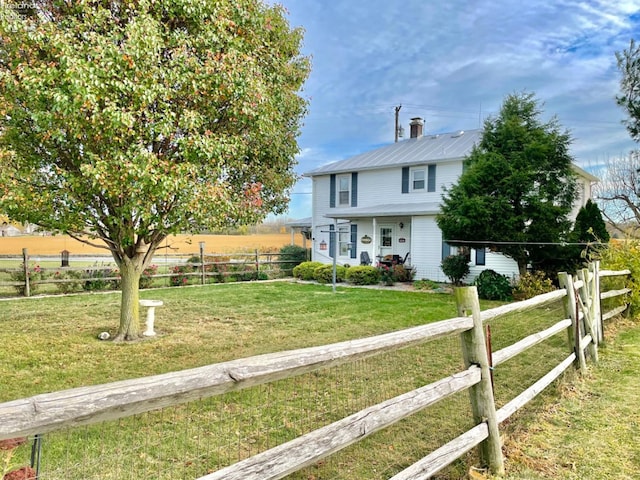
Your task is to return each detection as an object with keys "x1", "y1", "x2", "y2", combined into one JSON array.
[
  {"x1": 199, "y1": 242, "x2": 206, "y2": 285},
  {"x1": 22, "y1": 248, "x2": 30, "y2": 297},
  {"x1": 558, "y1": 272, "x2": 586, "y2": 374},
  {"x1": 577, "y1": 268, "x2": 598, "y2": 363},
  {"x1": 255, "y1": 249, "x2": 260, "y2": 279},
  {"x1": 590, "y1": 261, "x2": 604, "y2": 343},
  {"x1": 455, "y1": 286, "x2": 504, "y2": 475}
]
